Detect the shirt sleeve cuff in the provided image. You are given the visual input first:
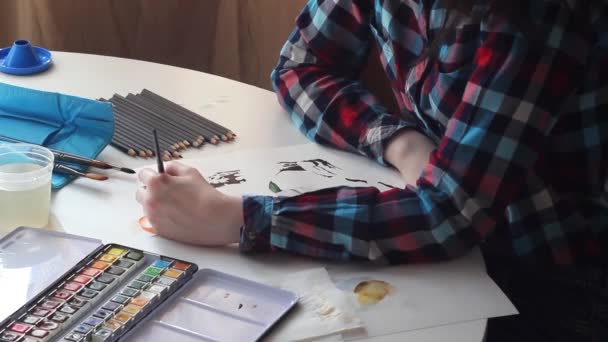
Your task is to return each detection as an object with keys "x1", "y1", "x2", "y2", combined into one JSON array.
[
  {"x1": 363, "y1": 114, "x2": 428, "y2": 166},
  {"x1": 239, "y1": 195, "x2": 274, "y2": 254}
]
